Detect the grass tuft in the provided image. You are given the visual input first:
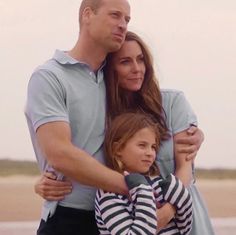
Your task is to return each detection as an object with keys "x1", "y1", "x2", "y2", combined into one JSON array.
[{"x1": 0, "y1": 159, "x2": 40, "y2": 176}]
